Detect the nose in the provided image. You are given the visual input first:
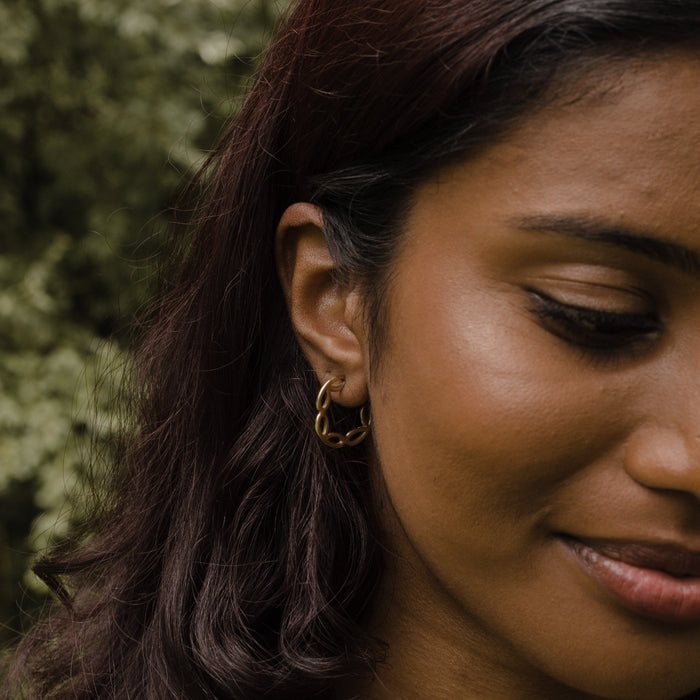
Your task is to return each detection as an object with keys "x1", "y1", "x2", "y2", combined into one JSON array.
[{"x1": 624, "y1": 422, "x2": 700, "y2": 501}]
